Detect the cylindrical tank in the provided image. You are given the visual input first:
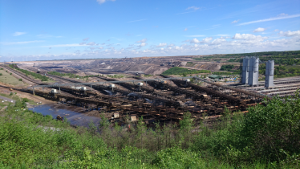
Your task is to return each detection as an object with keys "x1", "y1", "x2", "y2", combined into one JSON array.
[
  {"x1": 248, "y1": 57, "x2": 254, "y2": 72},
  {"x1": 137, "y1": 82, "x2": 143, "y2": 86},
  {"x1": 265, "y1": 61, "x2": 270, "y2": 76},
  {"x1": 269, "y1": 60, "x2": 274, "y2": 76},
  {"x1": 186, "y1": 79, "x2": 190, "y2": 82},
  {"x1": 81, "y1": 87, "x2": 86, "y2": 91},
  {"x1": 110, "y1": 84, "x2": 116, "y2": 88},
  {"x1": 51, "y1": 89, "x2": 57, "y2": 93},
  {"x1": 254, "y1": 58, "x2": 259, "y2": 72},
  {"x1": 242, "y1": 57, "x2": 249, "y2": 71}
]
